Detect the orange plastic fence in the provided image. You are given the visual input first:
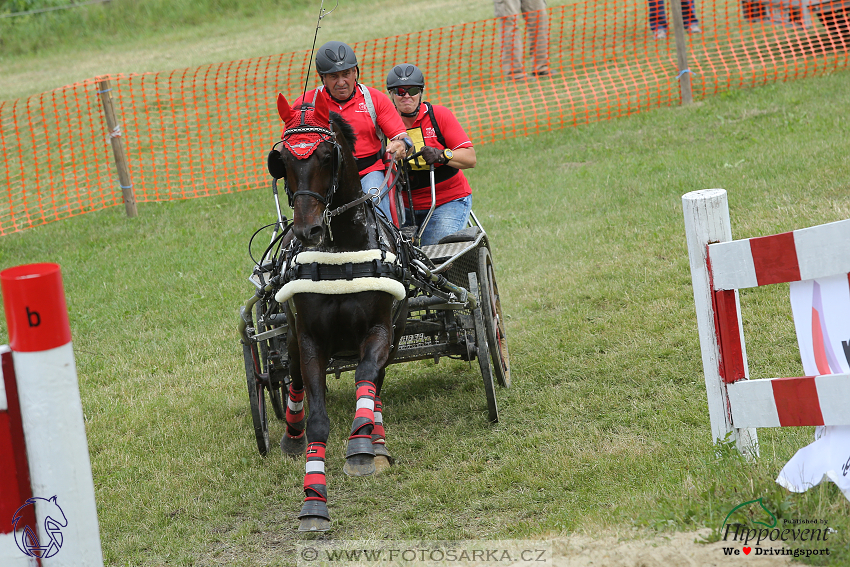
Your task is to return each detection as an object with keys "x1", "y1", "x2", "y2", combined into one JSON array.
[{"x1": 1, "y1": 0, "x2": 848, "y2": 235}]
